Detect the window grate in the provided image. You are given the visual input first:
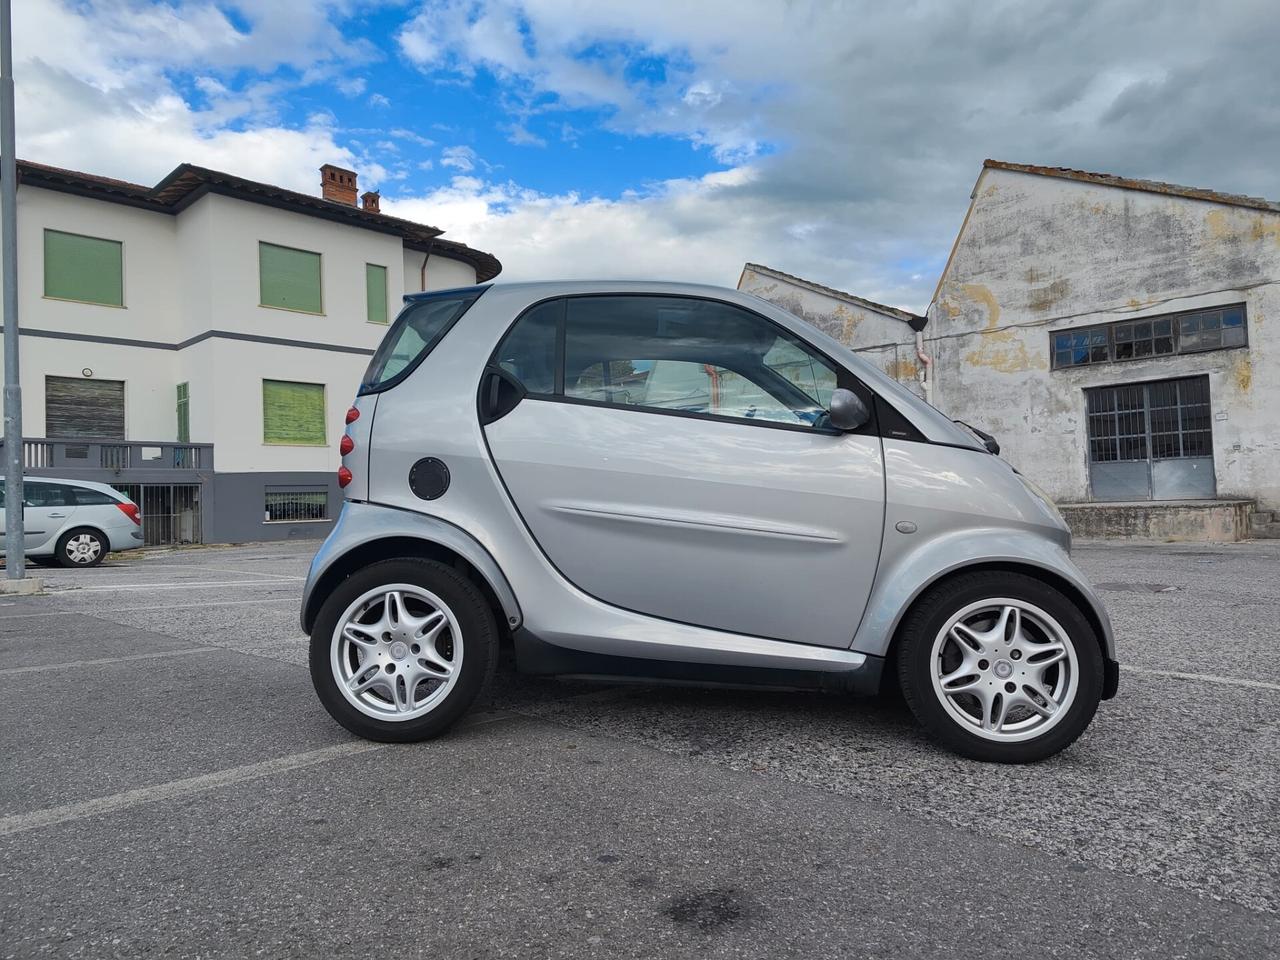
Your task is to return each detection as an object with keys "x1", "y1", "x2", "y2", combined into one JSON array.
[{"x1": 264, "y1": 490, "x2": 328, "y2": 523}]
